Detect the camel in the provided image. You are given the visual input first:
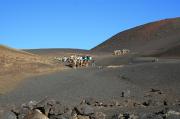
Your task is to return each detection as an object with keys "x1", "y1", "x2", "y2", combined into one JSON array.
[
  {"x1": 113, "y1": 50, "x2": 122, "y2": 55},
  {"x1": 113, "y1": 49, "x2": 130, "y2": 55},
  {"x1": 55, "y1": 55, "x2": 93, "y2": 68}
]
